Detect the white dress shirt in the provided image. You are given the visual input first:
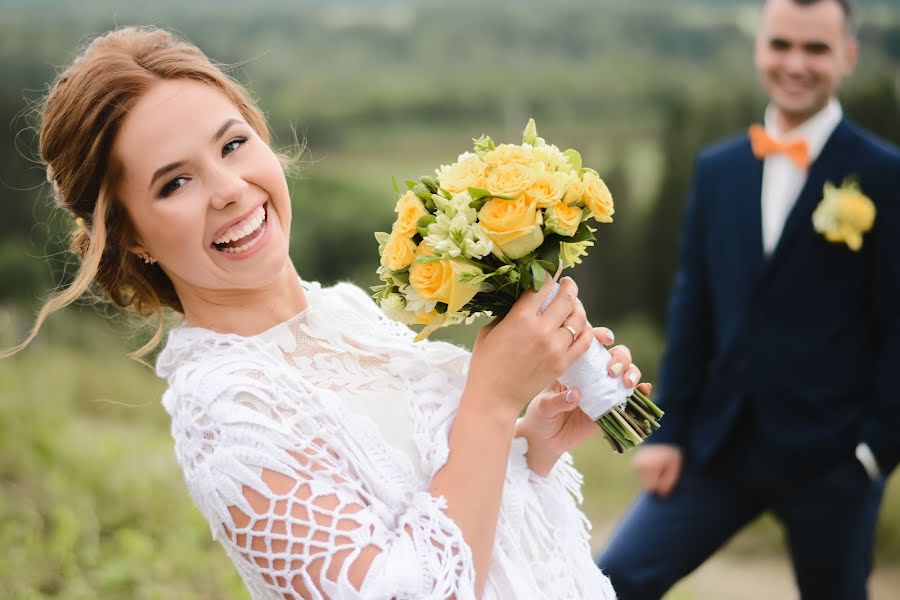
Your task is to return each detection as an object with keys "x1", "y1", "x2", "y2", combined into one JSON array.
[{"x1": 760, "y1": 98, "x2": 843, "y2": 255}]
